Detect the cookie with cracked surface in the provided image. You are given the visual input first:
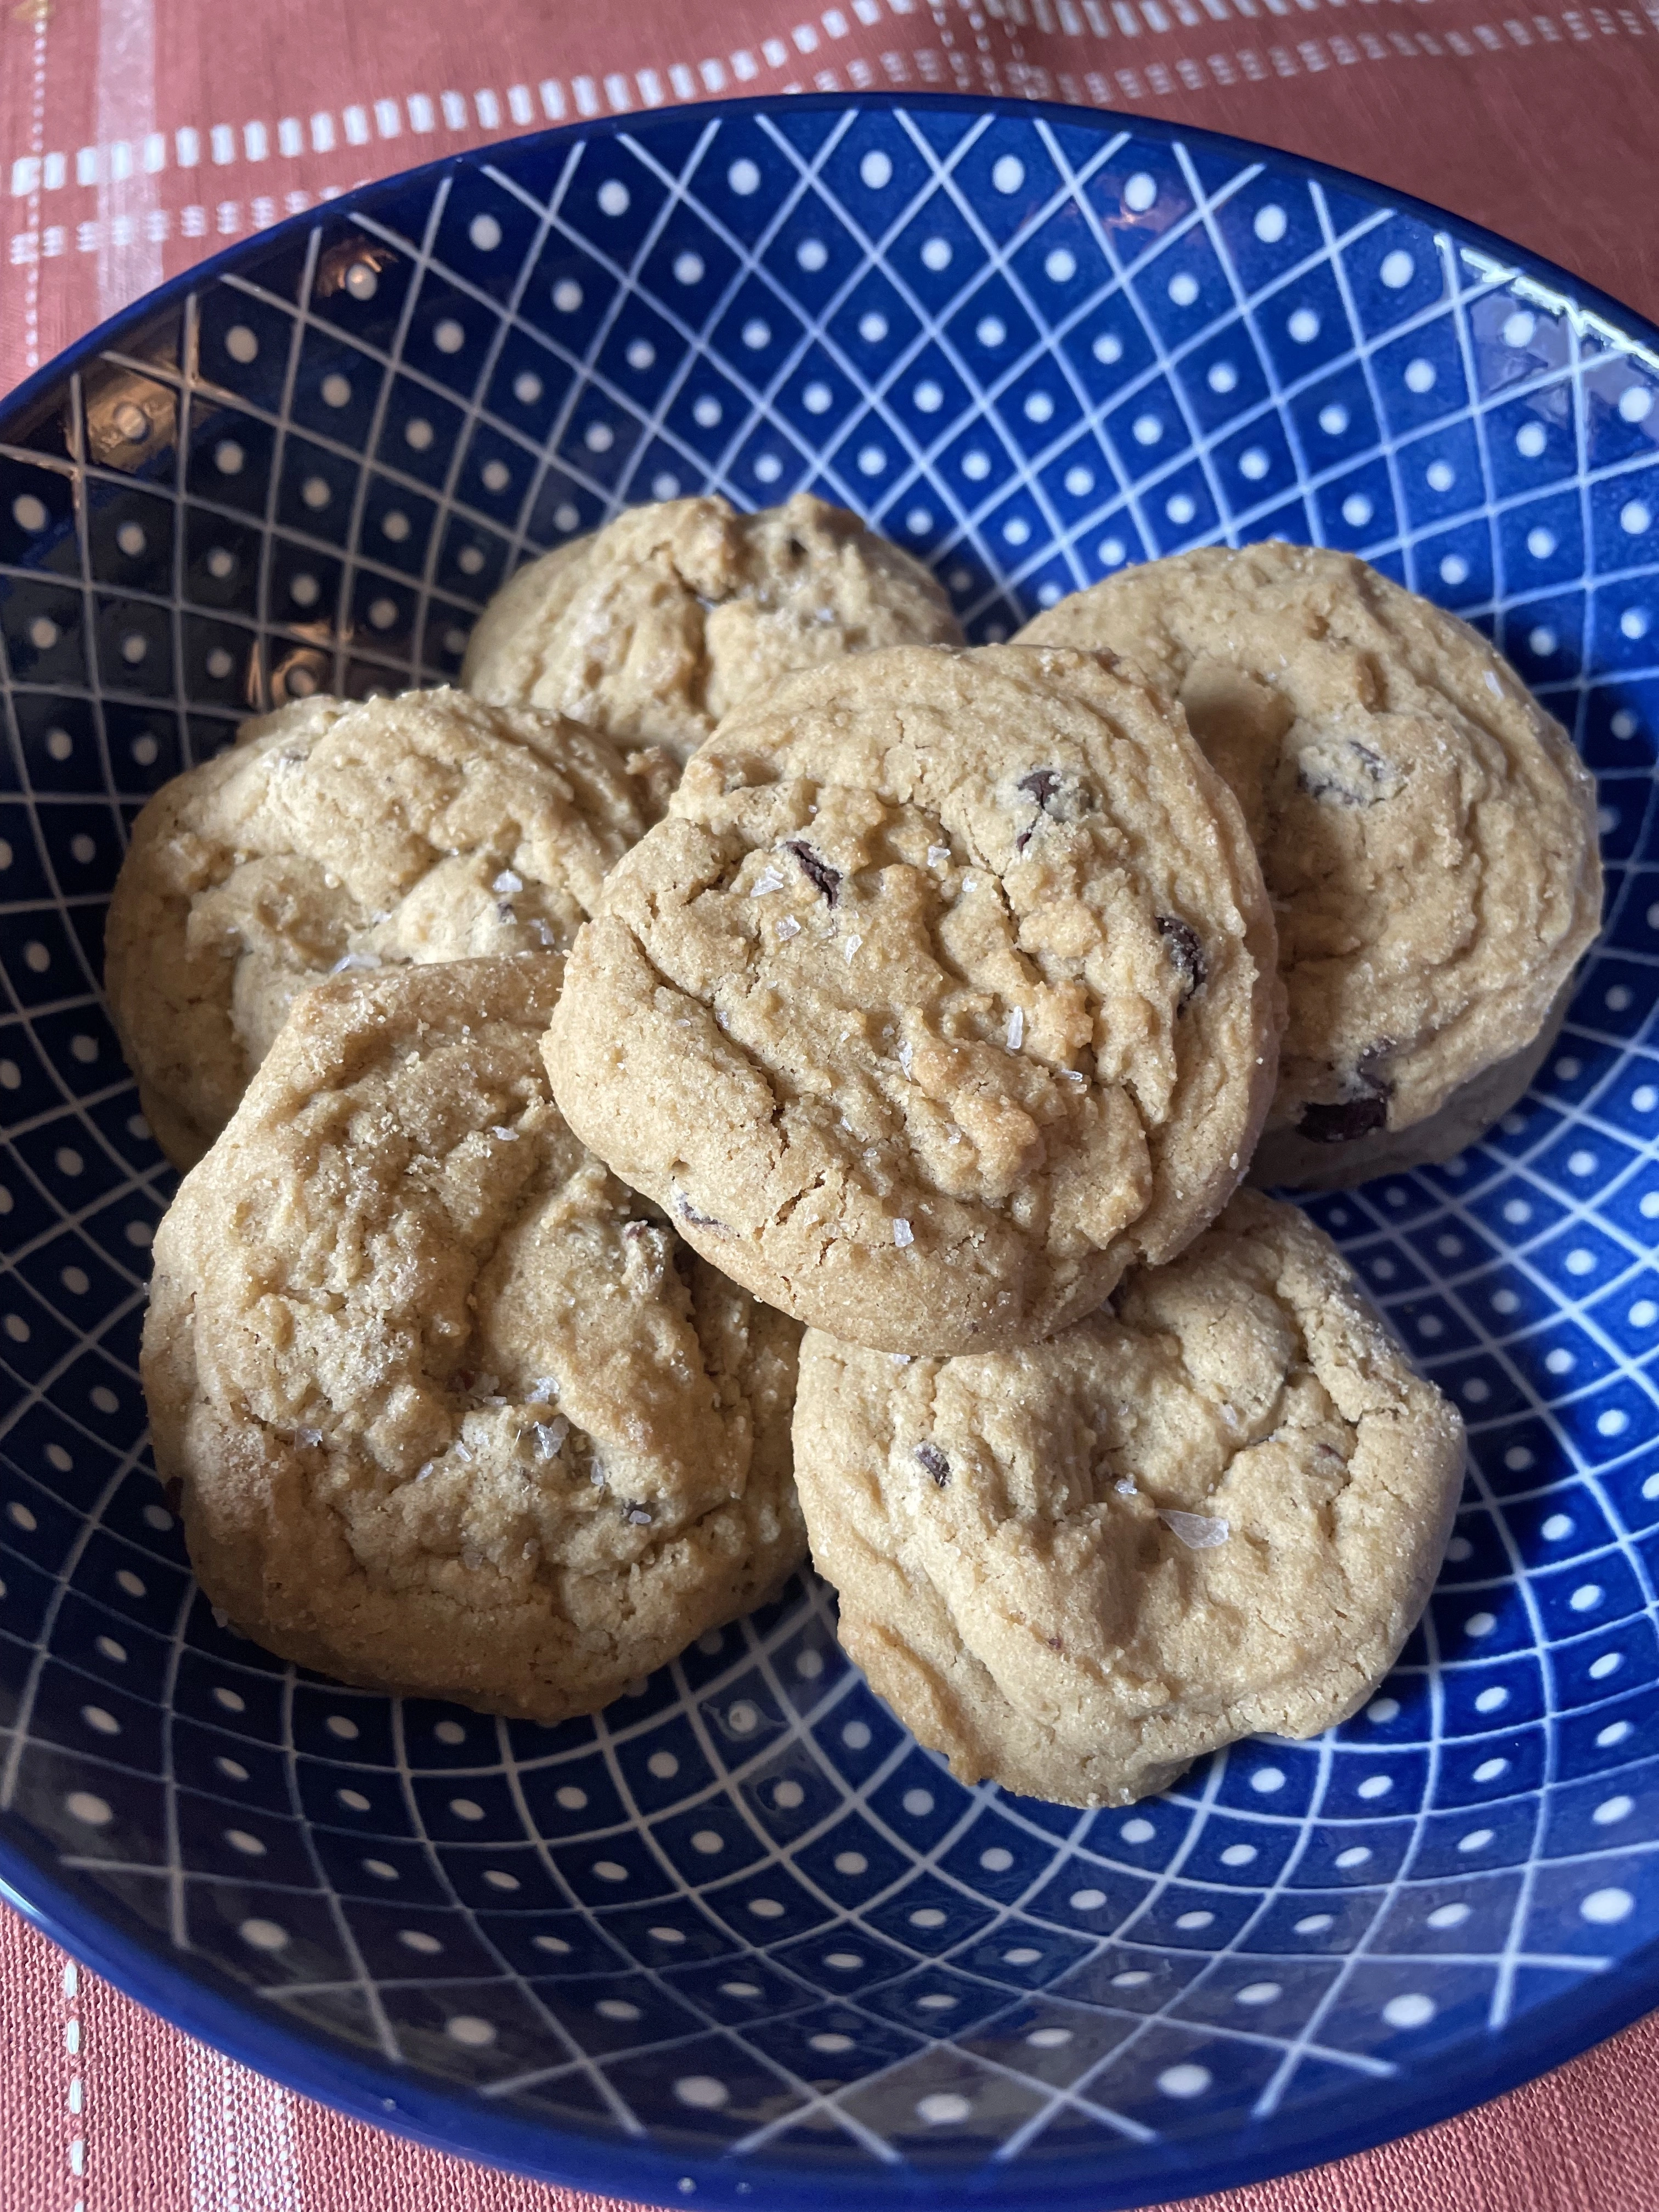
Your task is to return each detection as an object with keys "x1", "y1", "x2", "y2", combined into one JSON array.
[
  {"x1": 105, "y1": 686, "x2": 653, "y2": 1170},
  {"x1": 461, "y1": 492, "x2": 963, "y2": 768},
  {"x1": 793, "y1": 1190, "x2": 1464, "y2": 1808},
  {"x1": 544, "y1": 642, "x2": 1280, "y2": 1354},
  {"x1": 142, "y1": 958, "x2": 805, "y2": 1722},
  {"x1": 1018, "y1": 544, "x2": 1601, "y2": 1182}
]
